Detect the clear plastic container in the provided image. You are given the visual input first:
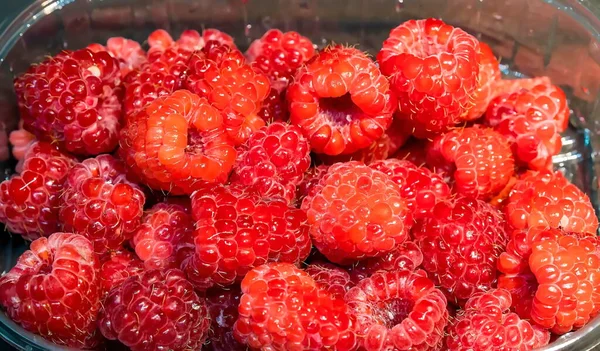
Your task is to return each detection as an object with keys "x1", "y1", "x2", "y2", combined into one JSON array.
[{"x1": 0, "y1": 0, "x2": 600, "y2": 350}]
